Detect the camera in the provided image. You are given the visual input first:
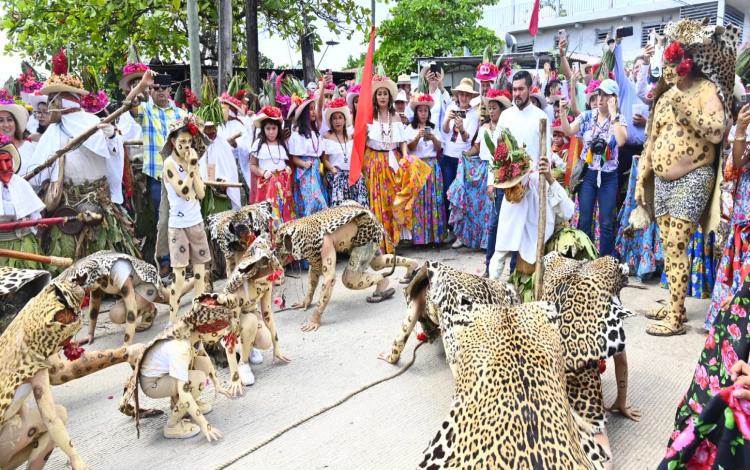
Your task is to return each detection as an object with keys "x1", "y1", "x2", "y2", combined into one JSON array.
[
  {"x1": 454, "y1": 110, "x2": 467, "y2": 119},
  {"x1": 424, "y1": 127, "x2": 432, "y2": 135},
  {"x1": 590, "y1": 137, "x2": 608, "y2": 157}
]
